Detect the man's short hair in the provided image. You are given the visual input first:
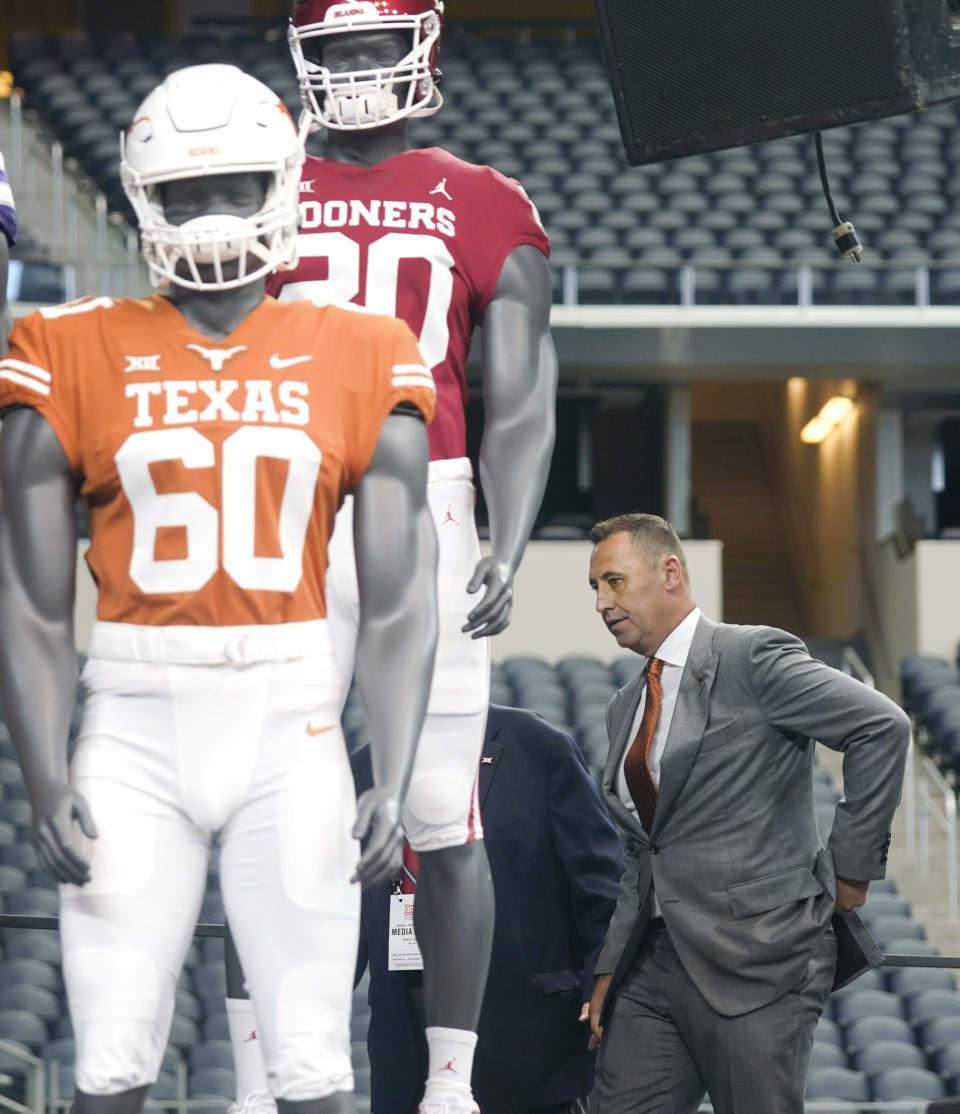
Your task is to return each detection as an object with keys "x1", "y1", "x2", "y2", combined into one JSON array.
[{"x1": 589, "y1": 513, "x2": 690, "y2": 585}]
